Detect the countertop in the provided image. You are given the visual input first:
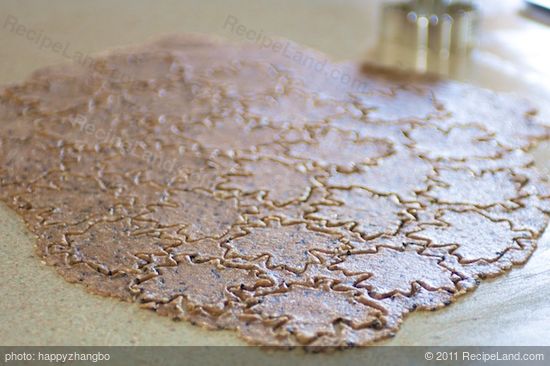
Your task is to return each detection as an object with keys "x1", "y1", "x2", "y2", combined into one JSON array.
[{"x1": 1, "y1": 0, "x2": 550, "y2": 355}]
